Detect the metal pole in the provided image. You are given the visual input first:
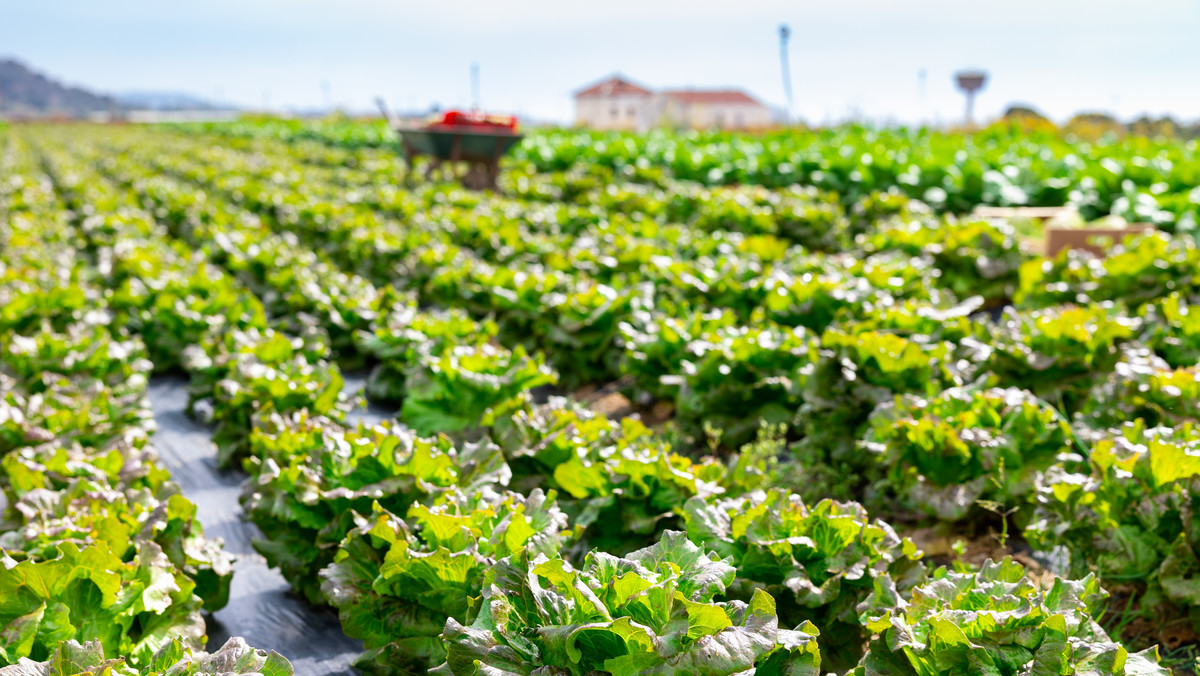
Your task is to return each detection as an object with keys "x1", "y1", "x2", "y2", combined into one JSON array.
[
  {"x1": 471, "y1": 62, "x2": 480, "y2": 111},
  {"x1": 779, "y1": 24, "x2": 793, "y2": 125}
]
